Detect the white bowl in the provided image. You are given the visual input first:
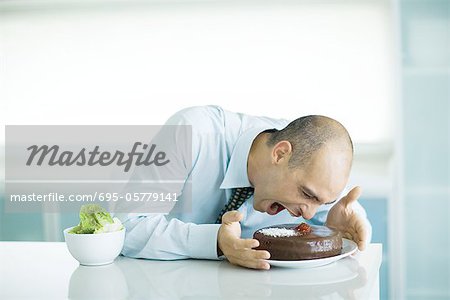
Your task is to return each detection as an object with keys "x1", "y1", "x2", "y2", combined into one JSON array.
[{"x1": 64, "y1": 226, "x2": 125, "y2": 266}]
